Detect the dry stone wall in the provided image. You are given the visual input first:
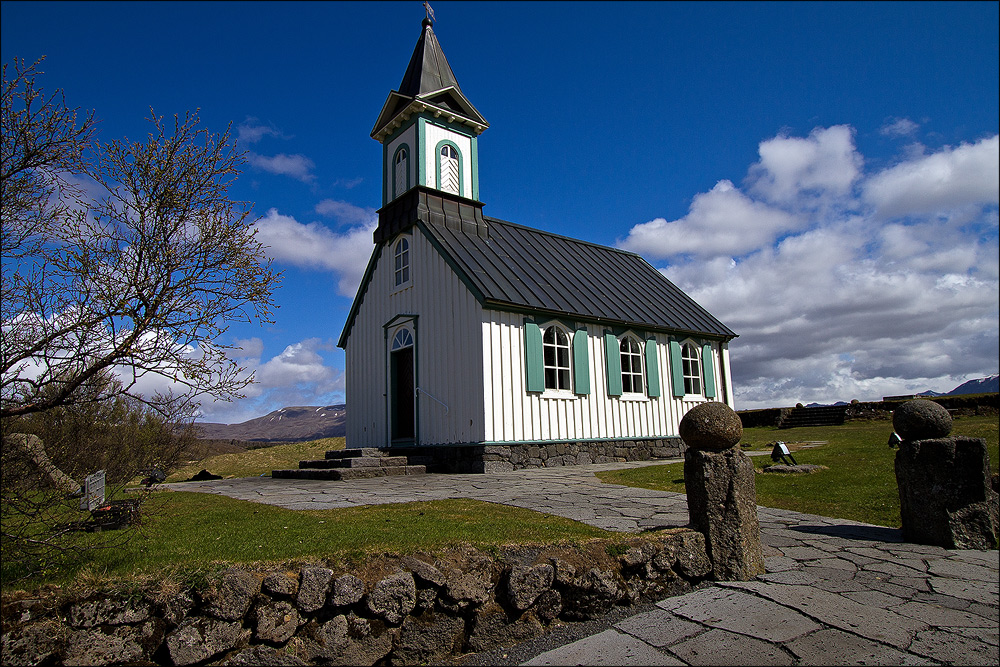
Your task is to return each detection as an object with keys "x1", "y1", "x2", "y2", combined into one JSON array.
[{"x1": 1, "y1": 530, "x2": 711, "y2": 666}]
